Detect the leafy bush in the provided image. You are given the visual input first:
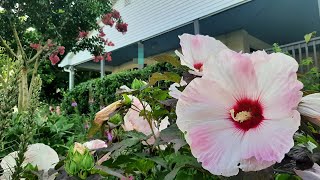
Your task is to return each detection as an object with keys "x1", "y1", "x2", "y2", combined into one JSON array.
[
  {"x1": 1, "y1": 105, "x2": 88, "y2": 157},
  {"x1": 61, "y1": 63, "x2": 183, "y2": 114}
]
